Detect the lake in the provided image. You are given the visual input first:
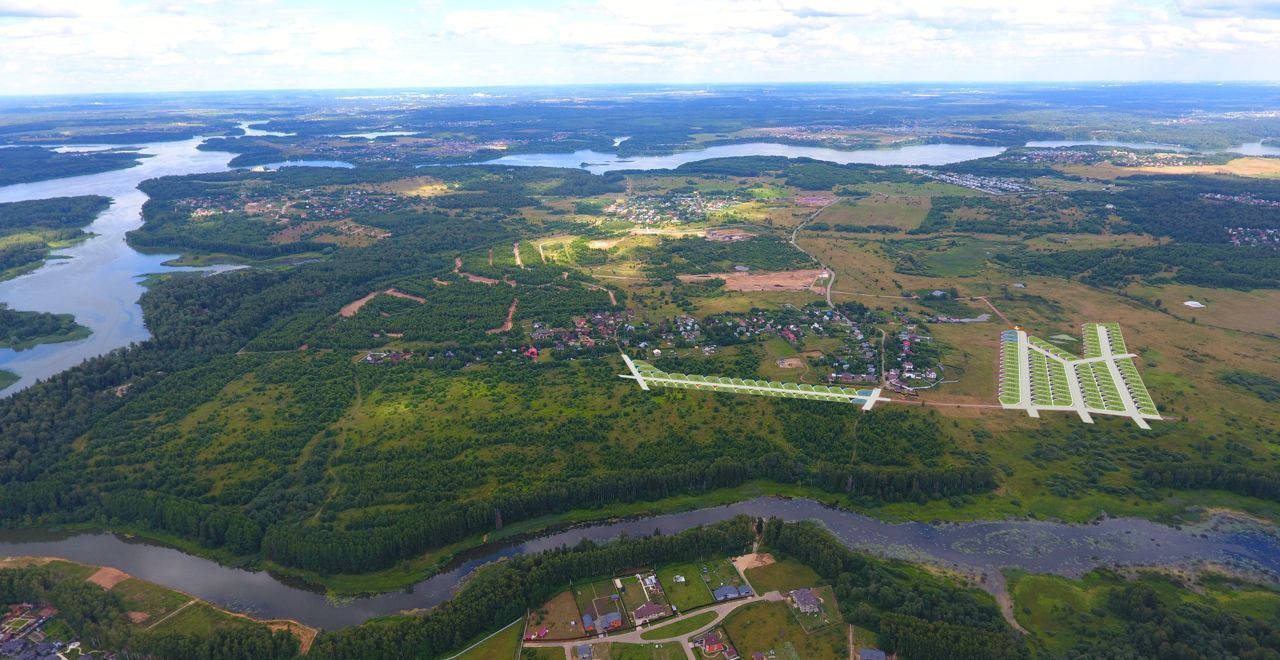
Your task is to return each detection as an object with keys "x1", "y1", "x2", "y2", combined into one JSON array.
[
  {"x1": 0, "y1": 137, "x2": 239, "y2": 397},
  {"x1": 480, "y1": 142, "x2": 1008, "y2": 174},
  {"x1": 1025, "y1": 139, "x2": 1280, "y2": 155},
  {"x1": 1, "y1": 497, "x2": 1275, "y2": 629}
]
